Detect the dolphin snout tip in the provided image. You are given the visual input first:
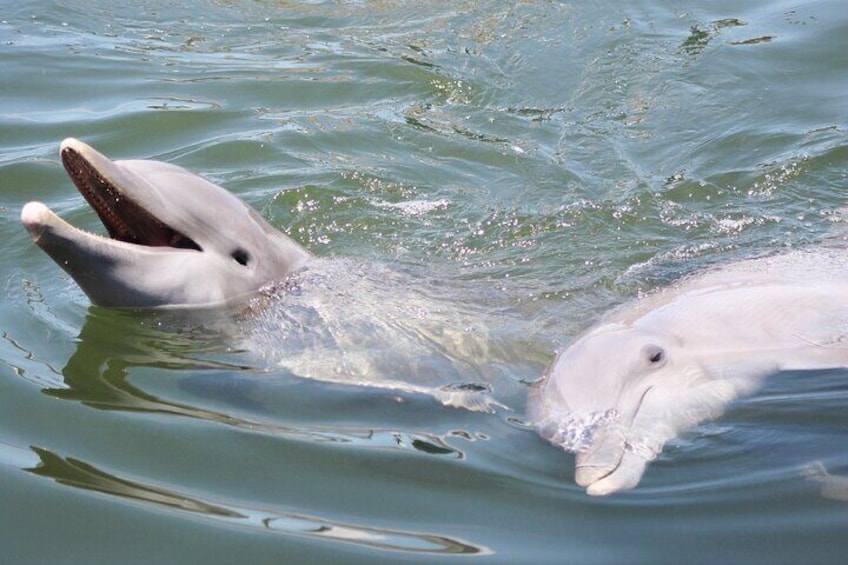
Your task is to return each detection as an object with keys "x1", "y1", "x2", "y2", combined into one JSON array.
[
  {"x1": 21, "y1": 201, "x2": 50, "y2": 238},
  {"x1": 60, "y1": 137, "x2": 83, "y2": 152}
]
